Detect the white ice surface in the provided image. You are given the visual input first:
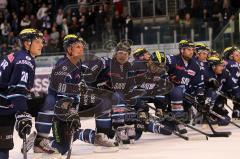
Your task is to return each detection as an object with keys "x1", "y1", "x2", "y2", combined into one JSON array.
[{"x1": 9, "y1": 102, "x2": 240, "y2": 159}]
